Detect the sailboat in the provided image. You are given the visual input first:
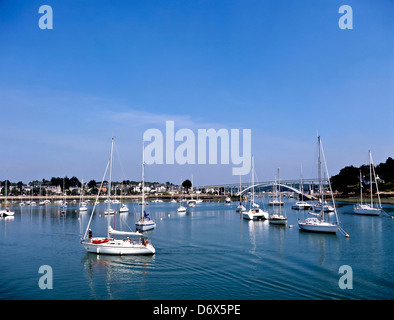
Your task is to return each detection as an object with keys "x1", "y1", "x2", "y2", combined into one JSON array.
[
  {"x1": 298, "y1": 136, "x2": 347, "y2": 235},
  {"x1": 269, "y1": 168, "x2": 287, "y2": 225},
  {"x1": 81, "y1": 138, "x2": 155, "y2": 255},
  {"x1": 268, "y1": 175, "x2": 284, "y2": 206},
  {"x1": 118, "y1": 184, "x2": 129, "y2": 213},
  {"x1": 79, "y1": 179, "x2": 88, "y2": 212},
  {"x1": 354, "y1": 150, "x2": 382, "y2": 215},
  {"x1": 242, "y1": 156, "x2": 268, "y2": 220},
  {"x1": 135, "y1": 139, "x2": 156, "y2": 231},
  {"x1": 236, "y1": 175, "x2": 246, "y2": 213},
  {"x1": 187, "y1": 175, "x2": 197, "y2": 207},
  {"x1": 292, "y1": 164, "x2": 313, "y2": 210}
]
